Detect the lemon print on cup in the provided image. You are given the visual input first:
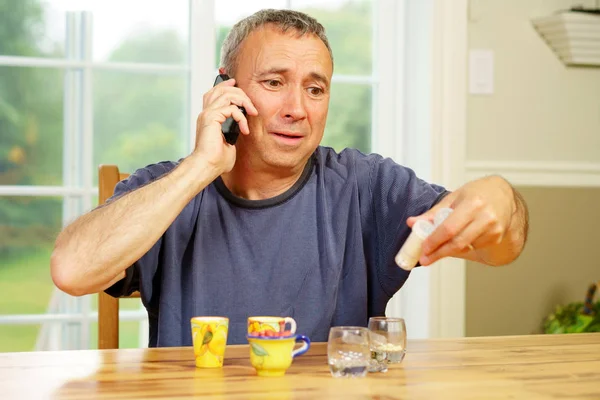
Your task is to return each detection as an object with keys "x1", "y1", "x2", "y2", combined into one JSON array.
[
  {"x1": 191, "y1": 317, "x2": 229, "y2": 368},
  {"x1": 247, "y1": 334, "x2": 311, "y2": 376}
]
